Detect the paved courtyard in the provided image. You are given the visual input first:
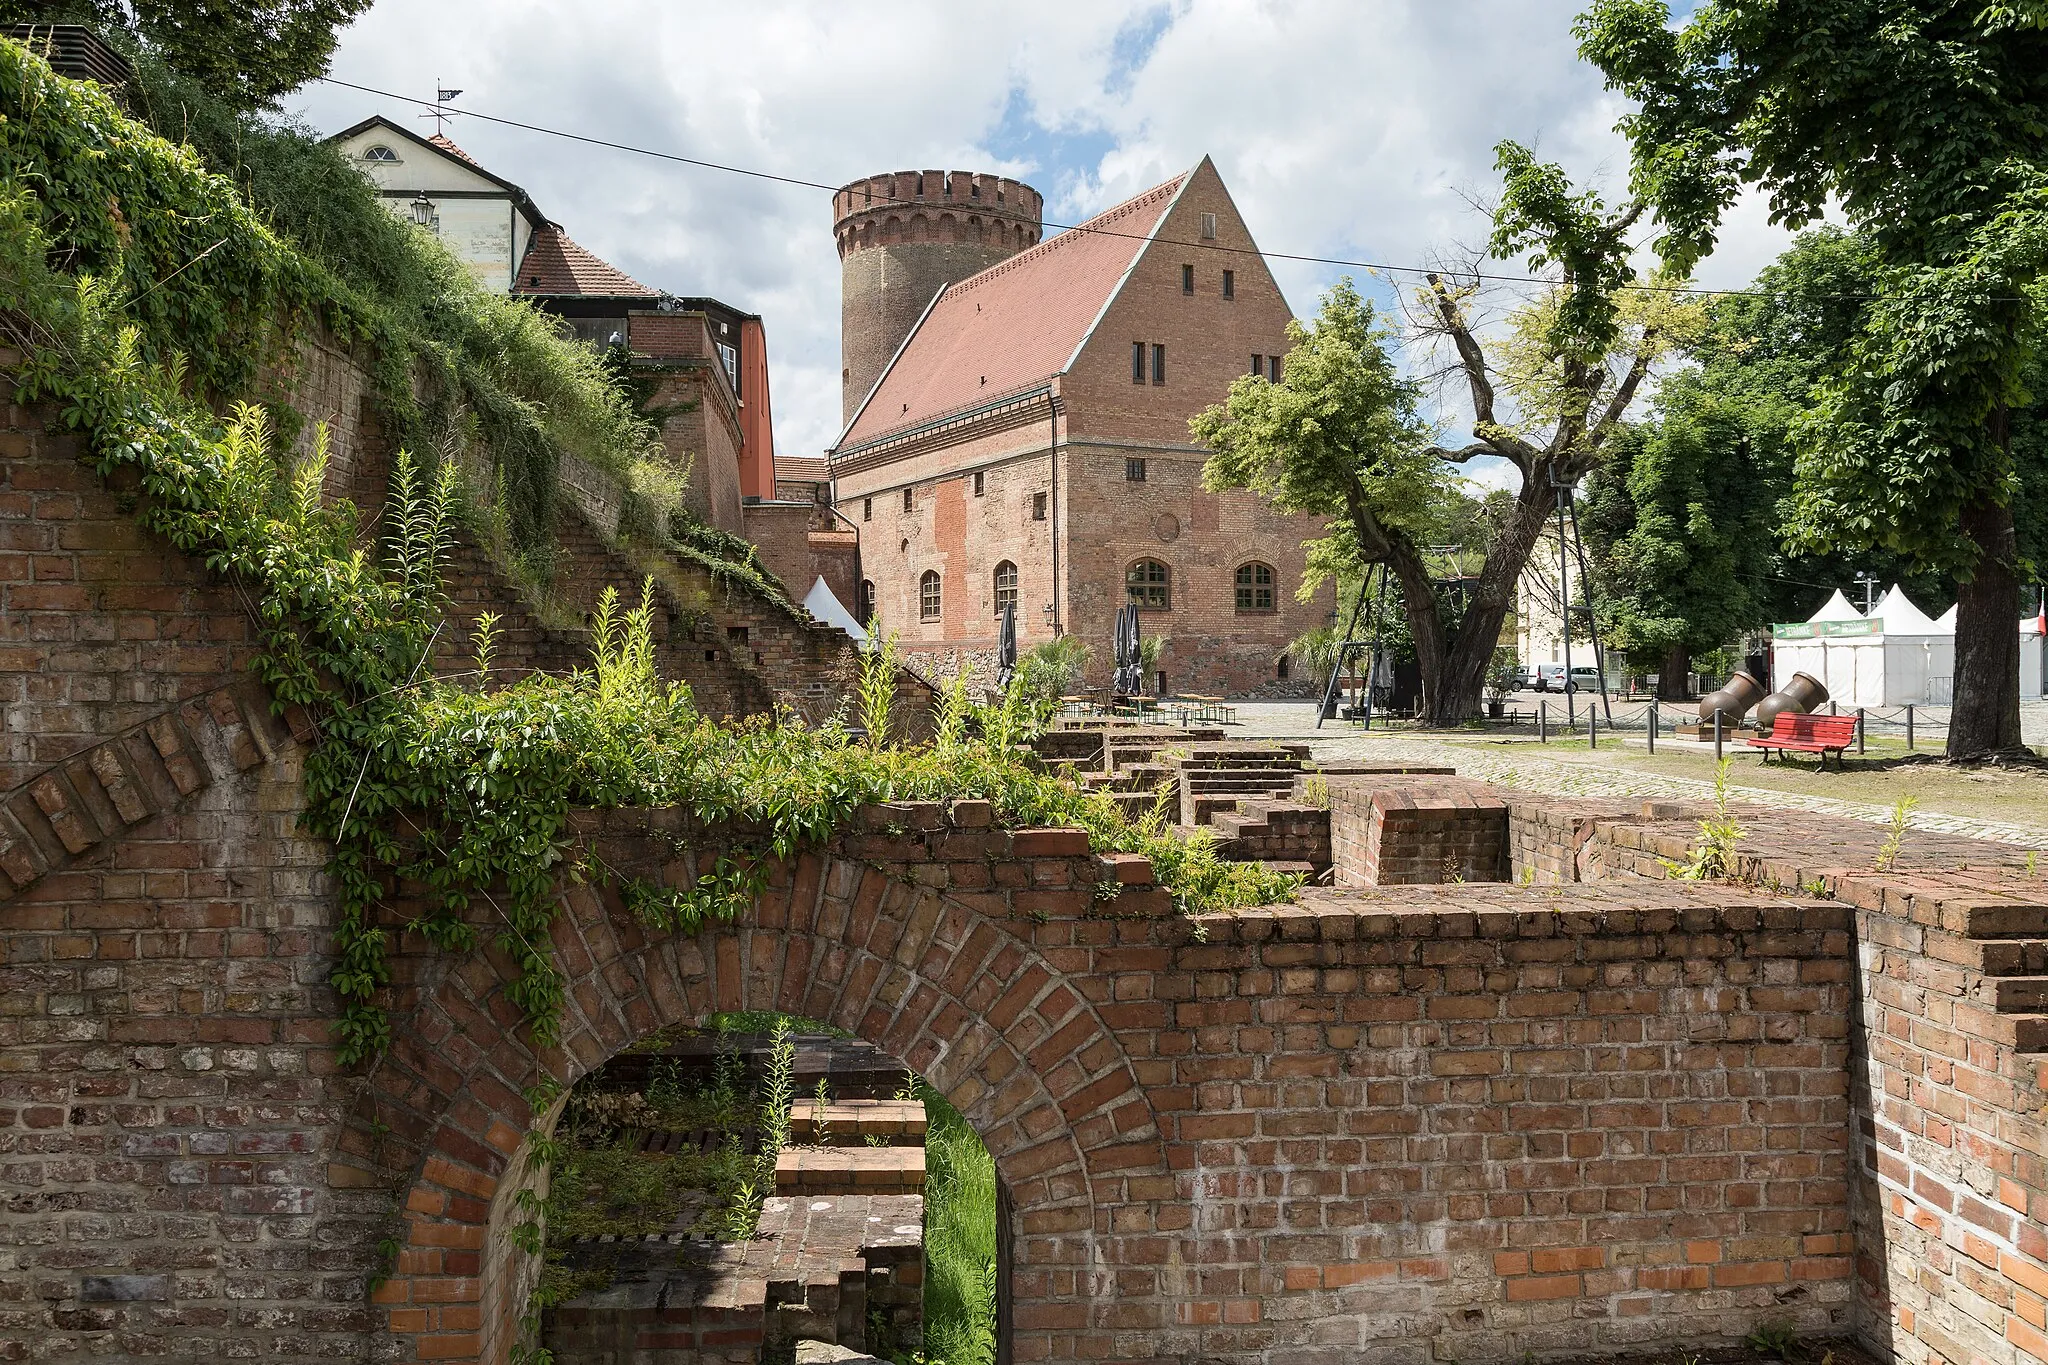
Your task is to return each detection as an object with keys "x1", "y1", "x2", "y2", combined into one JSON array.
[{"x1": 1227, "y1": 700, "x2": 2048, "y2": 849}]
